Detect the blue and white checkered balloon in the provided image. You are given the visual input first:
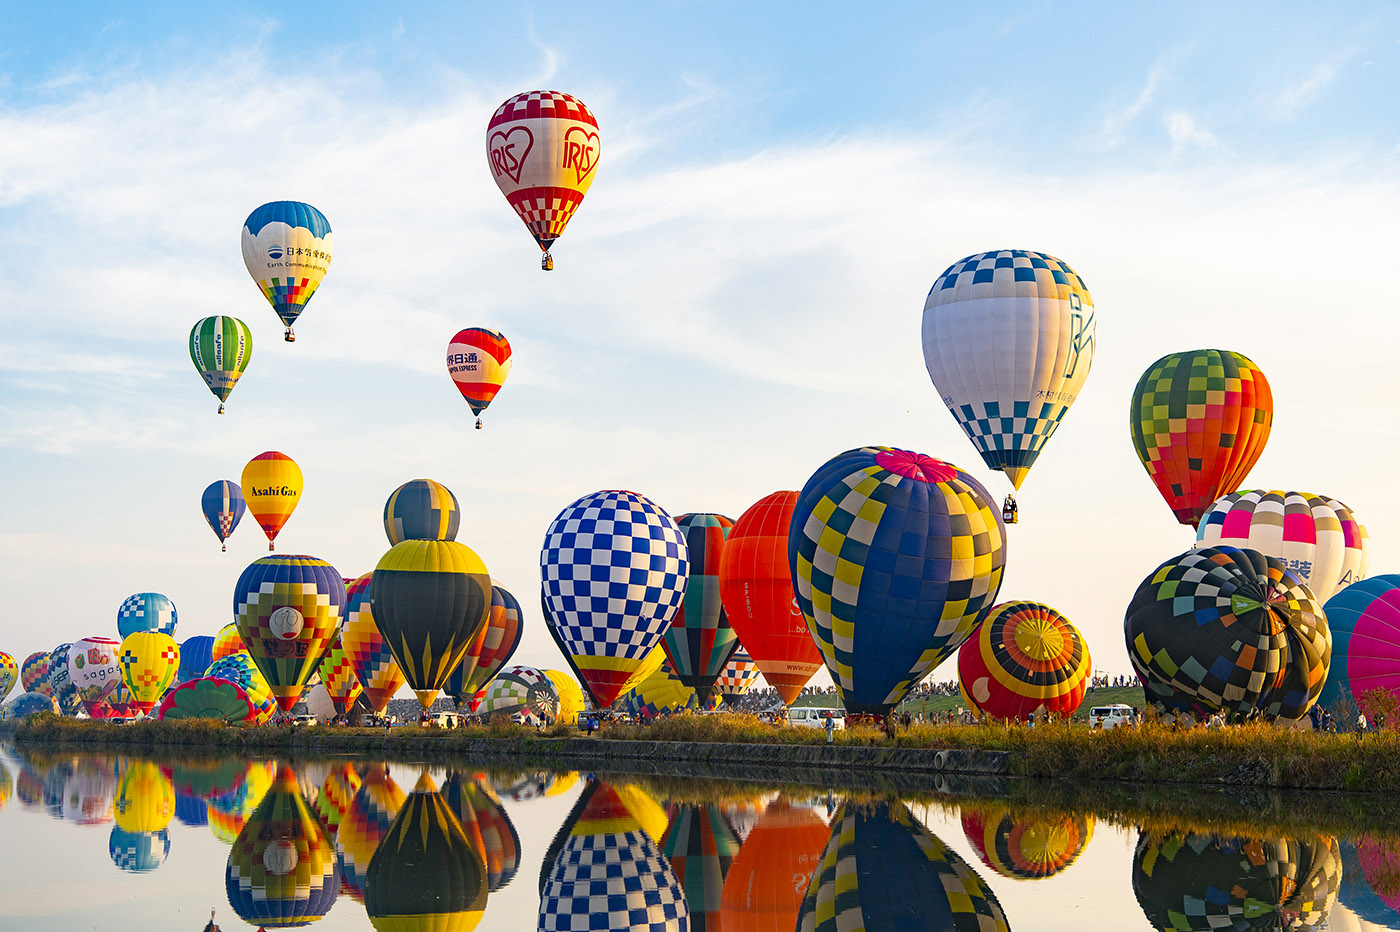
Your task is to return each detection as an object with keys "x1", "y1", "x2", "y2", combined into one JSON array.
[
  {"x1": 540, "y1": 490, "x2": 688, "y2": 705},
  {"x1": 117, "y1": 592, "x2": 178, "y2": 639}
]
